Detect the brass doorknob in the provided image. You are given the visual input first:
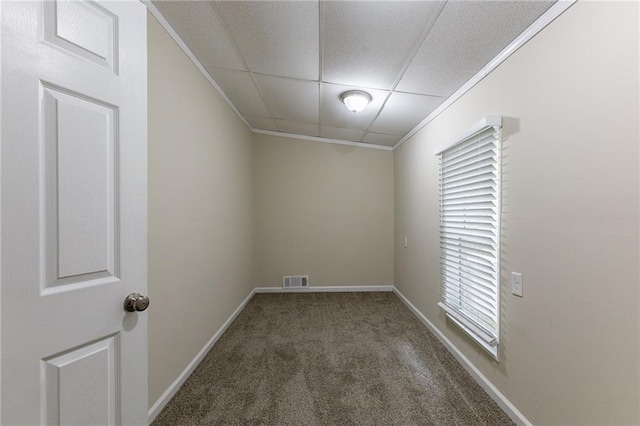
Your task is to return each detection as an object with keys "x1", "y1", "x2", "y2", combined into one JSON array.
[{"x1": 124, "y1": 292, "x2": 150, "y2": 312}]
